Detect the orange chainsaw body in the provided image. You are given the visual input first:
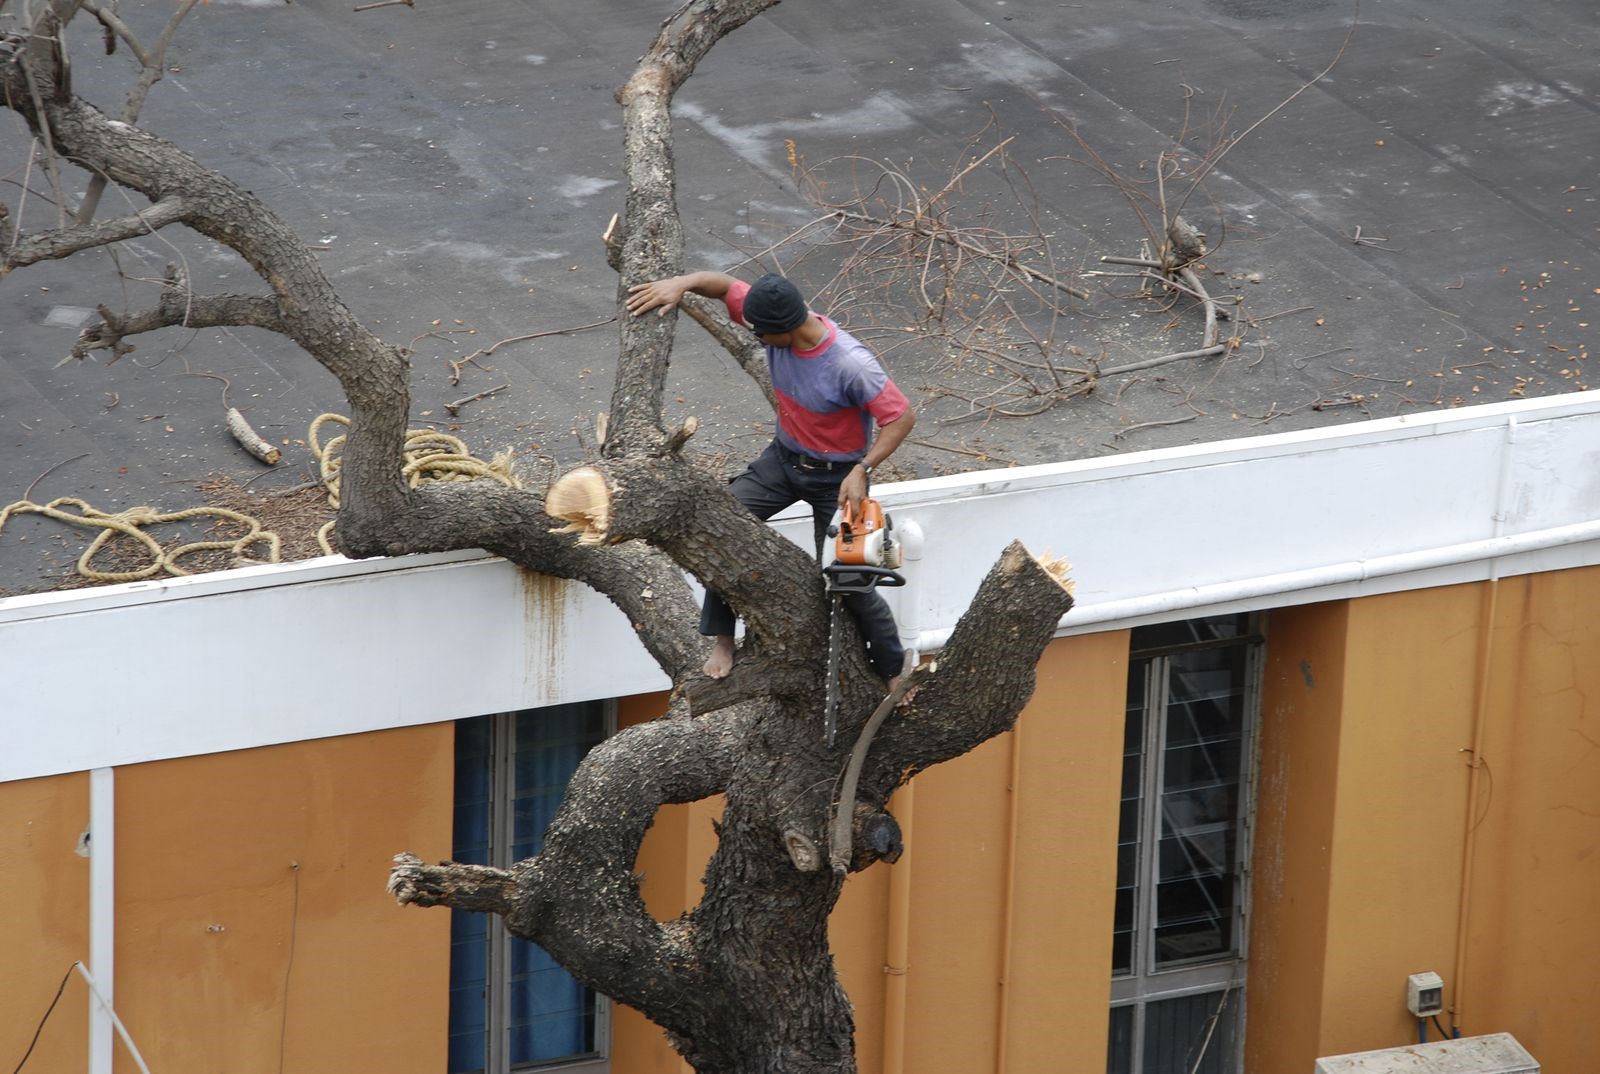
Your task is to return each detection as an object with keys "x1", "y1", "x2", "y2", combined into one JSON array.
[{"x1": 833, "y1": 497, "x2": 901, "y2": 569}]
